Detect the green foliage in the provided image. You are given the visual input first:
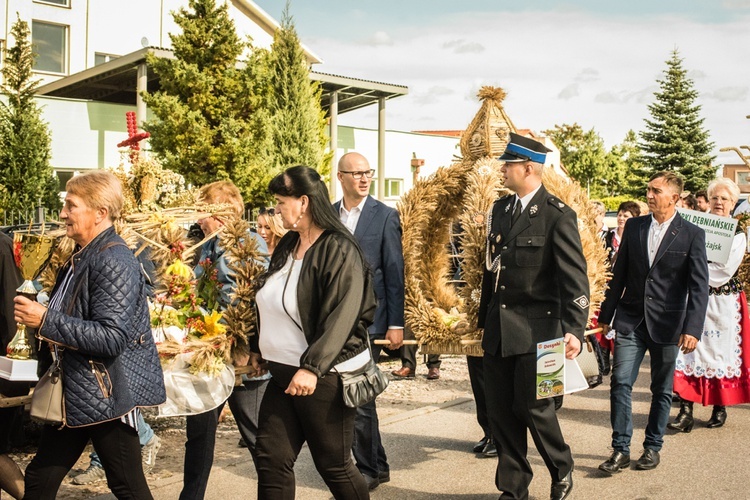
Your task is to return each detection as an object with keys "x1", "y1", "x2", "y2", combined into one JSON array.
[
  {"x1": 0, "y1": 16, "x2": 60, "y2": 217},
  {"x1": 639, "y1": 49, "x2": 716, "y2": 192},
  {"x1": 264, "y1": 7, "x2": 330, "y2": 179},
  {"x1": 599, "y1": 195, "x2": 643, "y2": 212},
  {"x1": 544, "y1": 123, "x2": 610, "y2": 197},
  {"x1": 611, "y1": 130, "x2": 650, "y2": 198},
  {"x1": 142, "y1": 0, "x2": 274, "y2": 209}
]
